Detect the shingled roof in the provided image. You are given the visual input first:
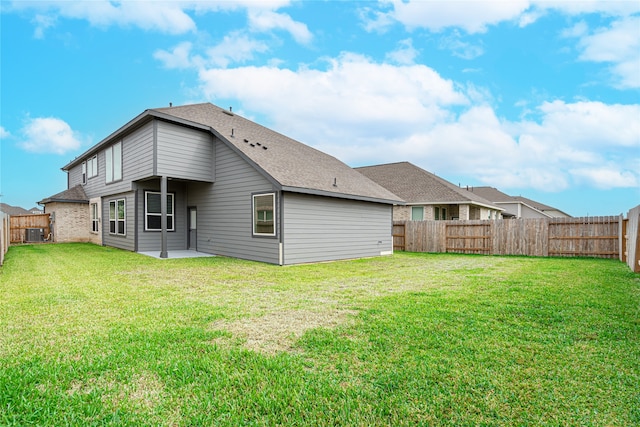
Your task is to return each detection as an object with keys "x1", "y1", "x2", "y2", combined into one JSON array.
[
  {"x1": 355, "y1": 162, "x2": 500, "y2": 209},
  {"x1": 470, "y1": 187, "x2": 570, "y2": 217},
  {"x1": 151, "y1": 103, "x2": 401, "y2": 204},
  {"x1": 468, "y1": 186, "x2": 515, "y2": 203},
  {"x1": 39, "y1": 185, "x2": 88, "y2": 204}
]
